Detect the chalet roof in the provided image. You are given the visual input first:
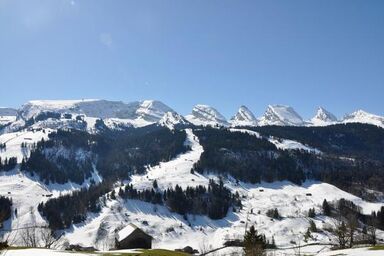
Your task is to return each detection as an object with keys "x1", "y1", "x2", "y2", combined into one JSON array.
[{"x1": 117, "y1": 224, "x2": 152, "y2": 242}]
